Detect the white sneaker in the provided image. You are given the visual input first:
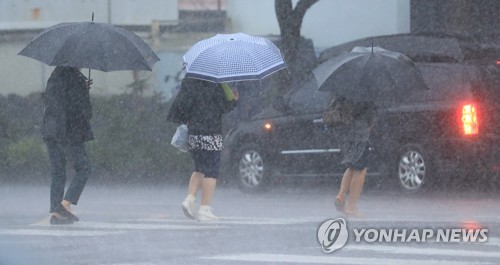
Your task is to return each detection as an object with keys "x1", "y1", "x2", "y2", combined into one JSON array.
[
  {"x1": 198, "y1": 205, "x2": 219, "y2": 222},
  {"x1": 182, "y1": 197, "x2": 196, "y2": 220}
]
